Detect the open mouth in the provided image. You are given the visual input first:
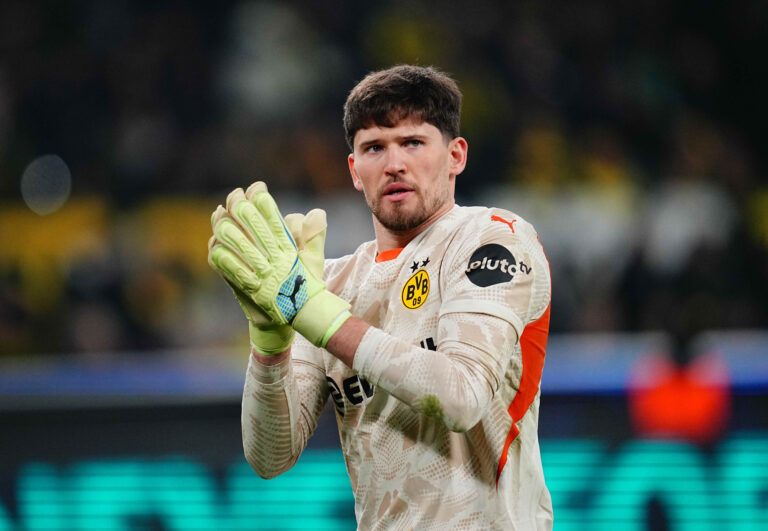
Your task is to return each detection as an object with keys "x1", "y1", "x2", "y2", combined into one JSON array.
[{"x1": 382, "y1": 183, "x2": 414, "y2": 201}]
